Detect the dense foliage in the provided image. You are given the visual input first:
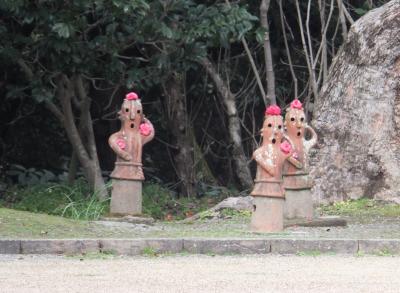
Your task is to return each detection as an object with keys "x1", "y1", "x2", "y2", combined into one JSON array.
[{"x1": 0, "y1": 0, "x2": 391, "y2": 203}]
